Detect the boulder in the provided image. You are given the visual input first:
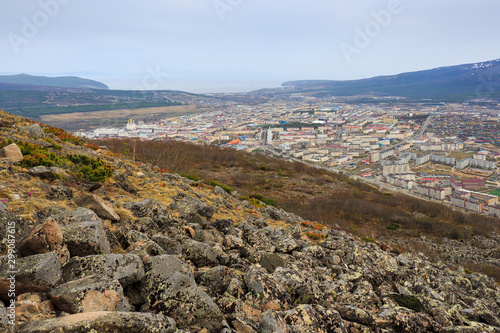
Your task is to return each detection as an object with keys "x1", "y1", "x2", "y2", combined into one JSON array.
[
  {"x1": 142, "y1": 272, "x2": 224, "y2": 332},
  {"x1": 49, "y1": 275, "x2": 130, "y2": 314},
  {"x1": 169, "y1": 195, "x2": 216, "y2": 218},
  {"x1": 0, "y1": 253, "x2": 61, "y2": 302},
  {"x1": 73, "y1": 194, "x2": 120, "y2": 221},
  {"x1": 244, "y1": 265, "x2": 291, "y2": 311},
  {"x1": 20, "y1": 124, "x2": 45, "y2": 138},
  {"x1": 0, "y1": 143, "x2": 22, "y2": 163},
  {"x1": 0, "y1": 202, "x2": 7, "y2": 212},
  {"x1": 61, "y1": 221, "x2": 111, "y2": 256},
  {"x1": 151, "y1": 235, "x2": 182, "y2": 255},
  {"x1": 259, "y1": 253, "x2": 287, "y2": 274},
  {"x1": 19, "y1": 218, "x2": 70, "y2": 265},
  {"x1": 0, "y1": 210, "x2": 39, "y2": 255},
  {"x1": 62, "y1": 254, "x2": 145, "y2": 286},
  {"x1": 148, "y1": 255, "x2": 193, "y2": 281},
  {"x1": 46, "y1": 185, "x2": 73, "y2": 200},
  {"x1": 49, "y1": 207, "x2": 101, "y2": 225},
  {"x1": 198, "y1": 265, "x2": 242, "y2": 297},
  {"x1": 182, "y1": 239, "x2": 219, "y2": 267},
  {"x1": 18, "y1": 311, "x2": 176, "y2": 333},
  {"x1": 29, "y1": 166, "x2": 56, "y2": 181}
]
